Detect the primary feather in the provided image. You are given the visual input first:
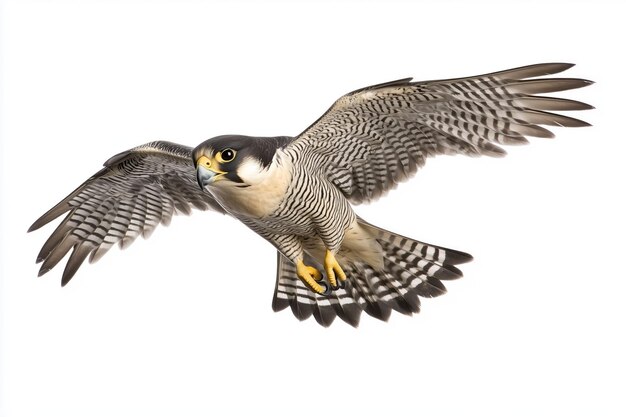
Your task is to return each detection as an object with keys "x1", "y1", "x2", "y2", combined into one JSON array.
[
  {"x1": 289, "y1": 63, "x2": 592, "y2": 204},
  {"x1": 29, "y1": 141, "x2": 226, "y2": 285}
]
